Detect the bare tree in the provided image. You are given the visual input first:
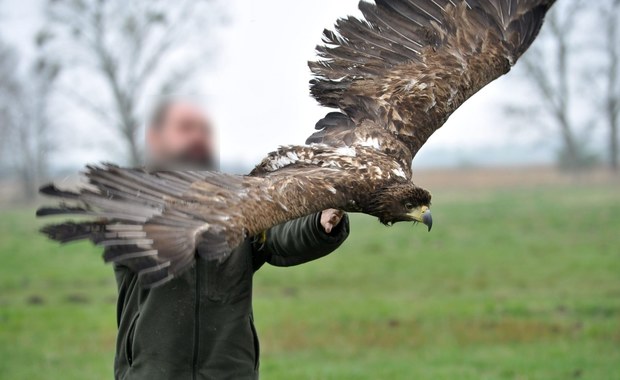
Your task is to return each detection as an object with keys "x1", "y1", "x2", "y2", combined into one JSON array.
[
  {"x1": 508, "y1": 1, "x2": 595, "y2": 170},
  {"x1": 42, "y1": 0, "x2": 225, "y2": 165},
  {"x1": 0, "y1": 41, "x2": 20, "y2": 172},
  {"x1": 0, "y1": 38, "x2": 59, "y2": 199},
  {"x1": 600, "y1": 0, "x2": 620, "y2": 171},
  {"x1": 15, "y1": 57, "x2": 60, "y2": 199}
]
